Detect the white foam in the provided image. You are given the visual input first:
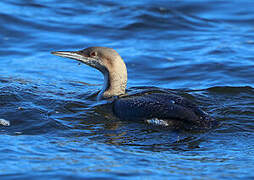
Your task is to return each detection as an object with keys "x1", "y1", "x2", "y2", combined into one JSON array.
[
  {"x1": 146, "y1": 118, "x2": 169, "y2": 127},
  {"x1": 0, "y1": 118, "x2": 10, "y2": 126}
]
